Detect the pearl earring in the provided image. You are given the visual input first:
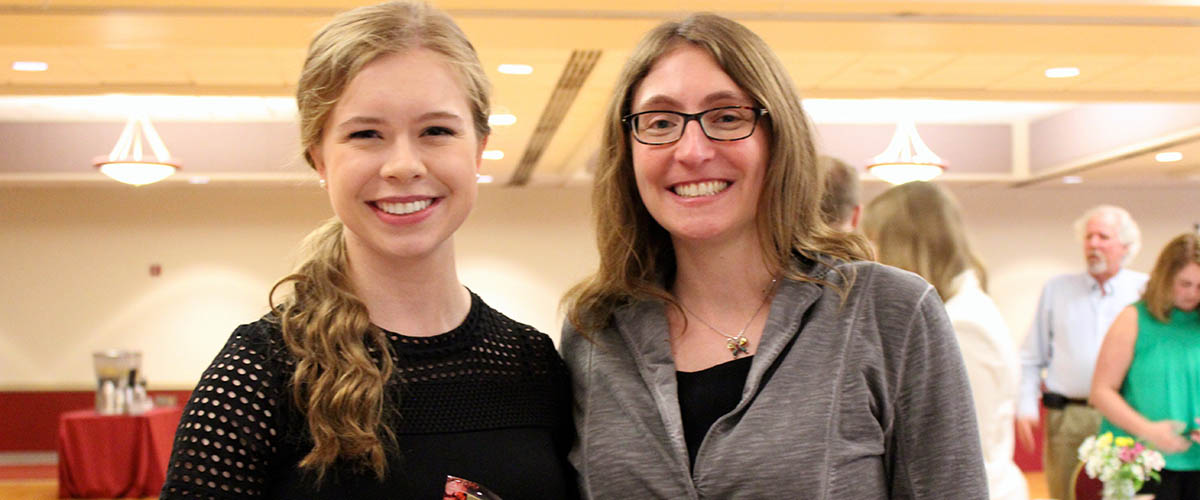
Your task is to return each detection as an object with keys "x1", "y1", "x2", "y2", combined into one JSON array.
[{"x1": 319, "y1": 179, "x2": 327, "y2": 189}]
